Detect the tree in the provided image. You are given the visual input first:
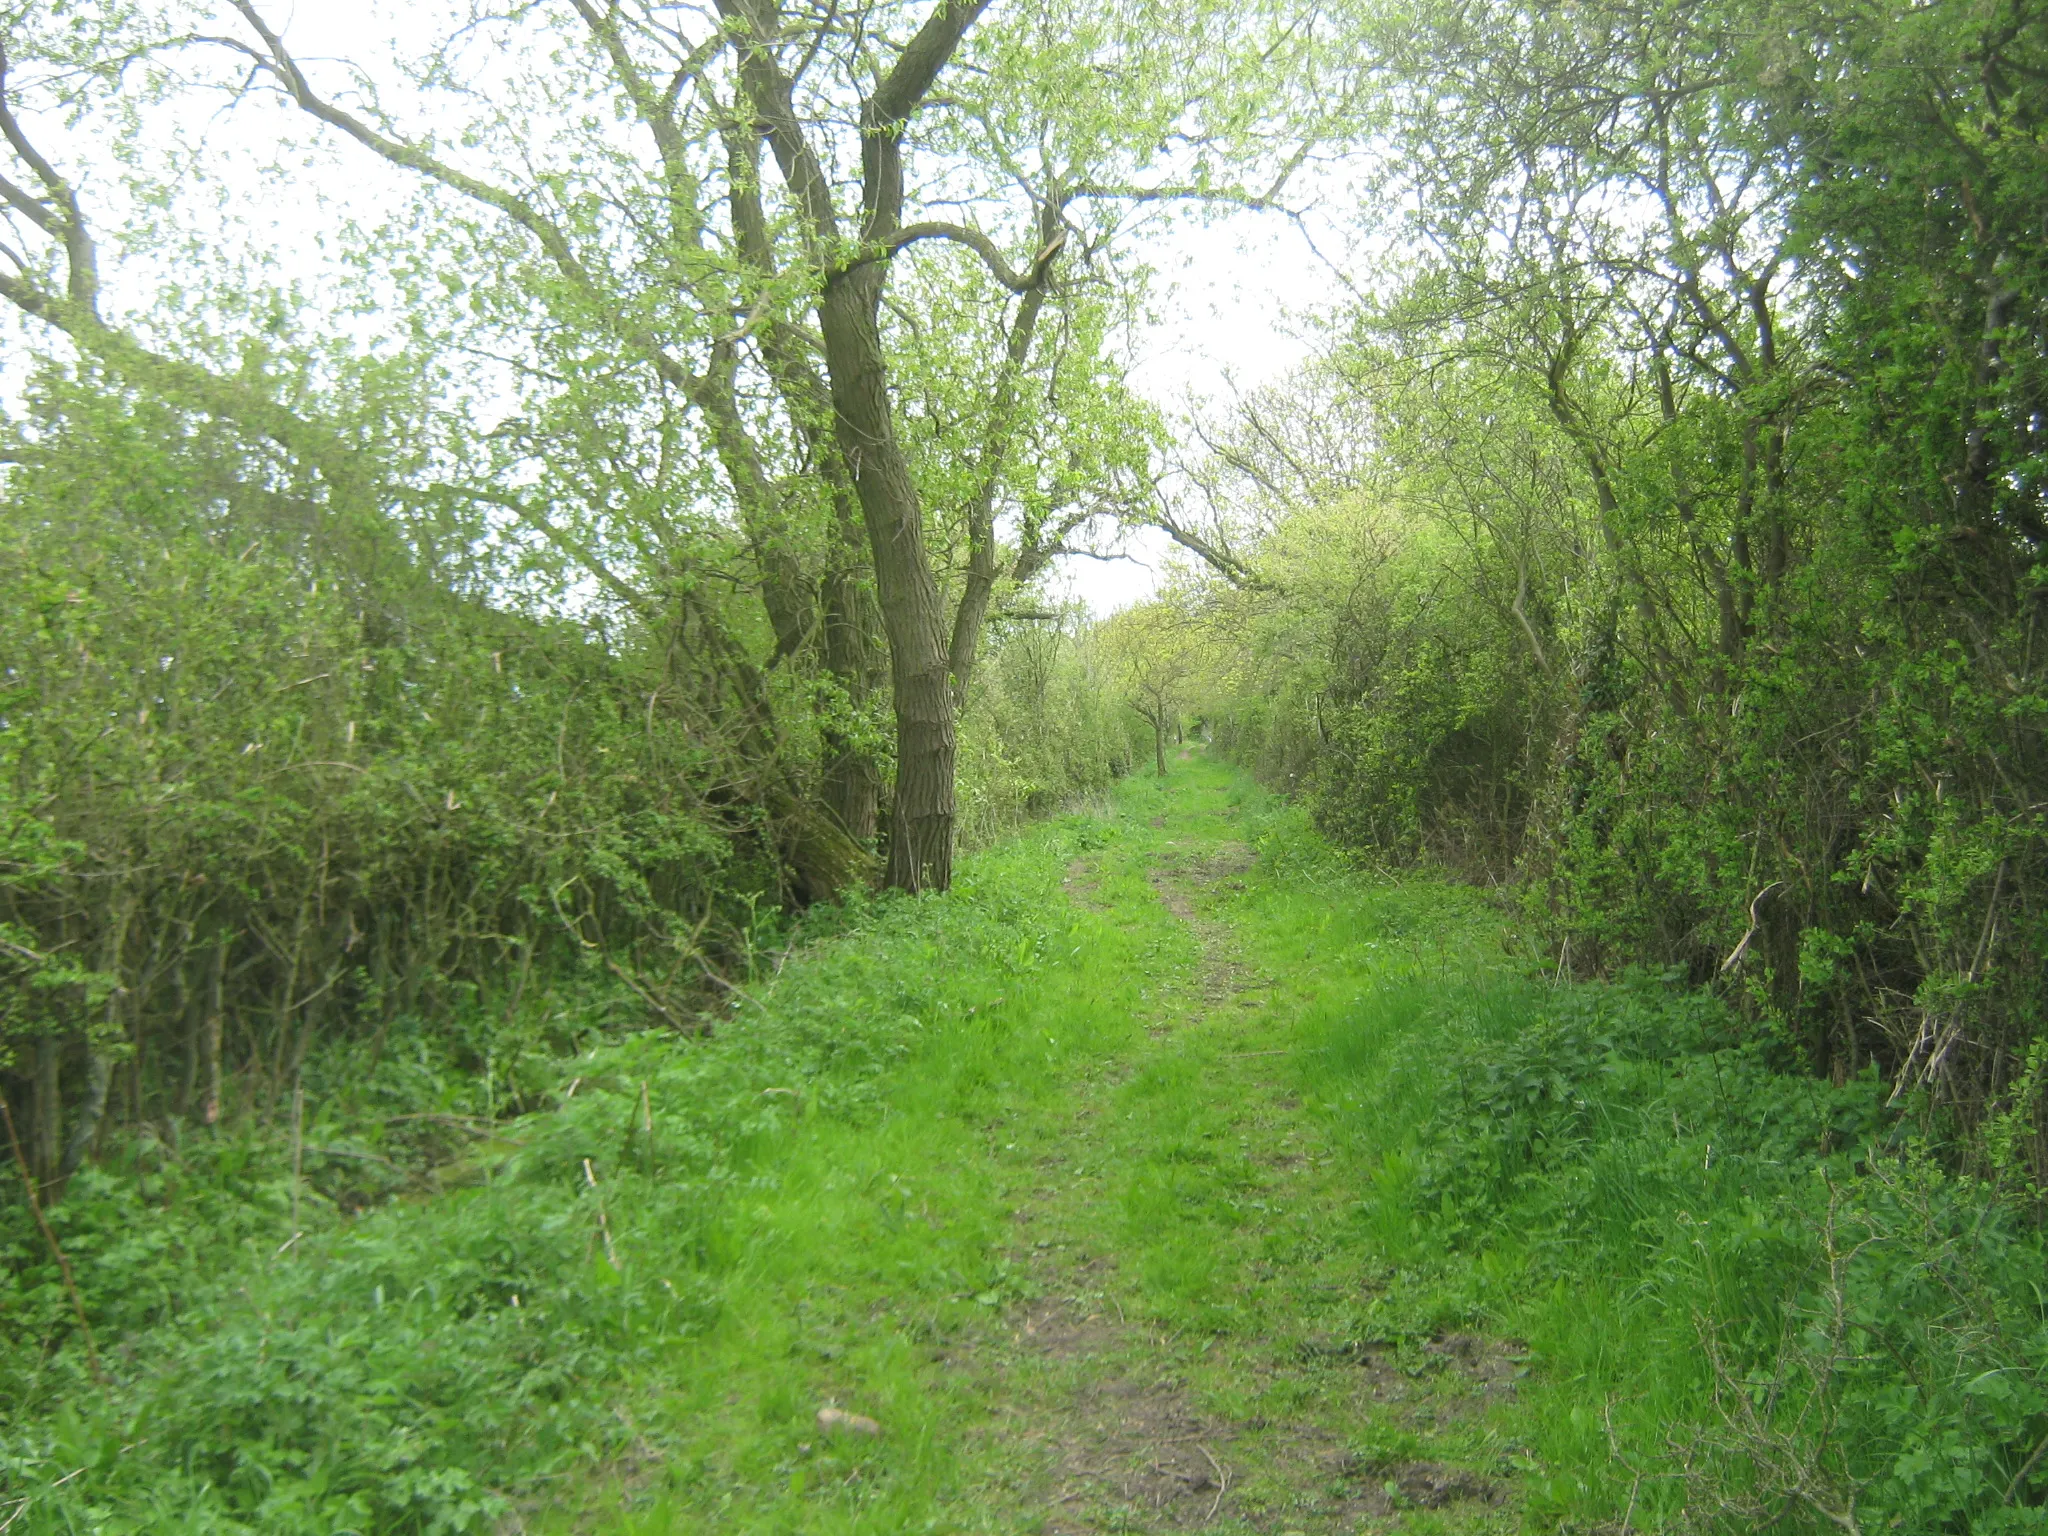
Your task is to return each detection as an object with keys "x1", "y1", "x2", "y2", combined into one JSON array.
[
  {"x1": 1170, "y1": 0, "x2": 2048, "y2": 1139},
  {"x1": 1101, "y1": 600, "x2": 1197, "y2": 776},
  {"x1": 165, "y1": 0, "x2": 1324, "y2": 891}
]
